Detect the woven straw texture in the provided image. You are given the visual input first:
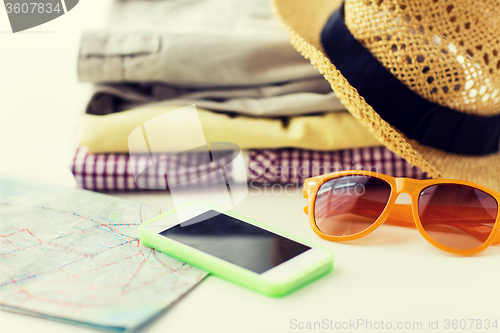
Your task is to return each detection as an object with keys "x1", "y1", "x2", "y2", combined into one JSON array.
[
  {"x1": 272, "y1": 0, "x2": 500, "y2": 192},
  {"x1": 345, "y1": 0, "x2": 500, "y2": 115}
]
